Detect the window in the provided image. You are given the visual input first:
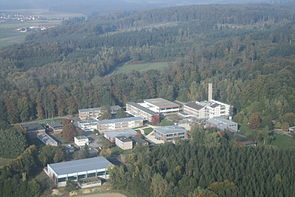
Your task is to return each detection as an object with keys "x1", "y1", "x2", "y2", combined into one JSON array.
[
  {"x1": 87, "y1": 173, "x2": 96, "y2": 178},
  {"x1": 58, "y1": 177, "x2": 67, "y2": 182},
  {"x1": 78, "y1": 174, "x2": 86, "y2": 179},
  {"x1": 97, "y1": 171, "x2": 106, "y2": 176},
  {"x1": 68, "y1": 176, "x2": 77, "y2": 181}
]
